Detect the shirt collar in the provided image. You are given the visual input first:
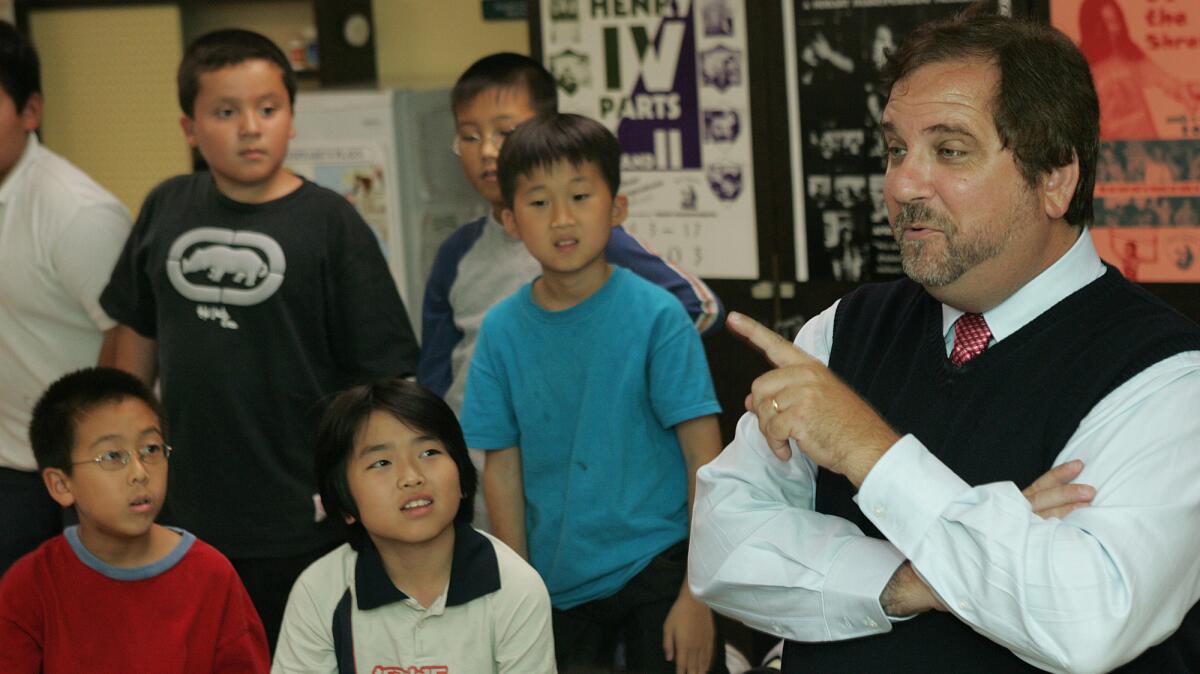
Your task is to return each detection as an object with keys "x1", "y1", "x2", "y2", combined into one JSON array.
[
  {"x1": 0, "y1": 133, "x2": 38, "y2": 205},
  {"x1": 941, "y1": 229, "x2": 1106, "y2": 344},
  {"x1": 354, "y1": 521, "x2": 501, "y2": 611}
]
